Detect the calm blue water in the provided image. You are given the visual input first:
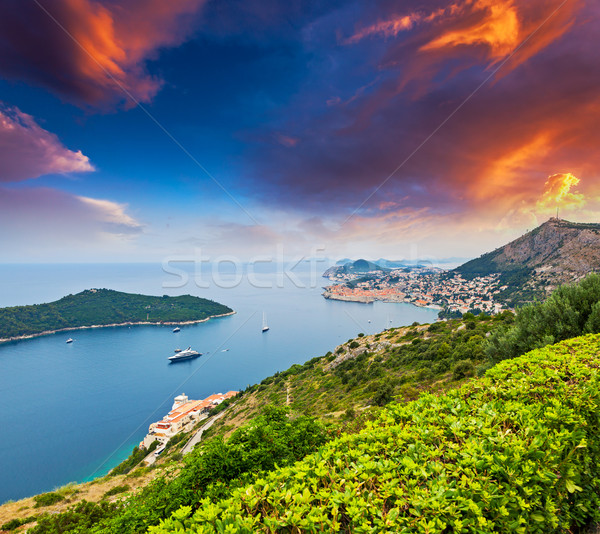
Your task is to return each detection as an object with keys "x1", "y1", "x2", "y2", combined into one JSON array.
[{"x1": 0, "y1": 263, "x2": 437, "y2": 503}]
